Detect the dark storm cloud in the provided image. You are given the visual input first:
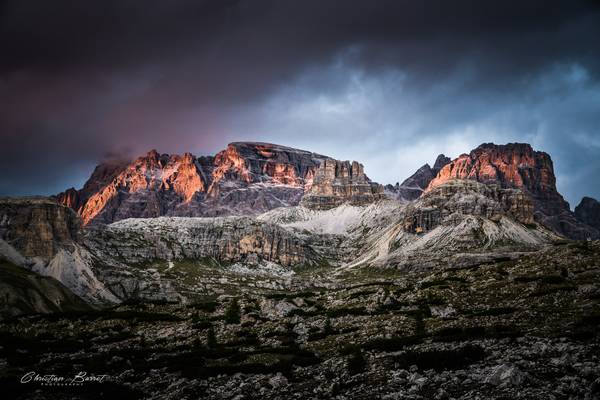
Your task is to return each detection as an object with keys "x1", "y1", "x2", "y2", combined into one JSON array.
[{"x1": 1, "y1": 0, "x2": 599, "y2": 205}]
